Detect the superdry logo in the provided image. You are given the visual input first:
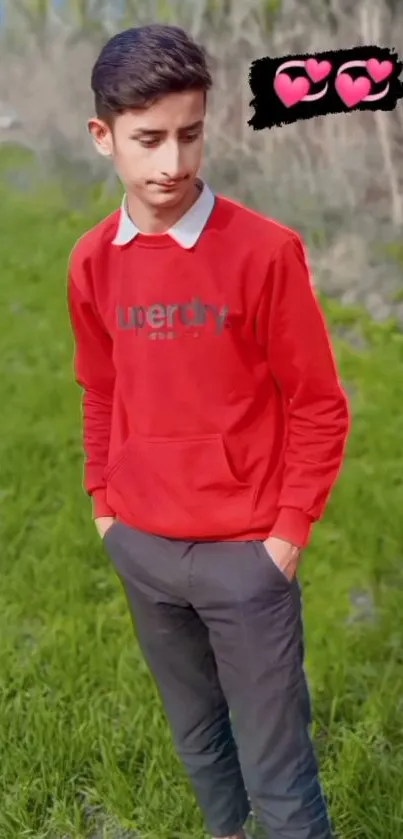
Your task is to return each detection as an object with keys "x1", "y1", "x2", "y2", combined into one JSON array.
[{"x1": 116, "y1": 297, "x2": 229, "y2": 339}]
